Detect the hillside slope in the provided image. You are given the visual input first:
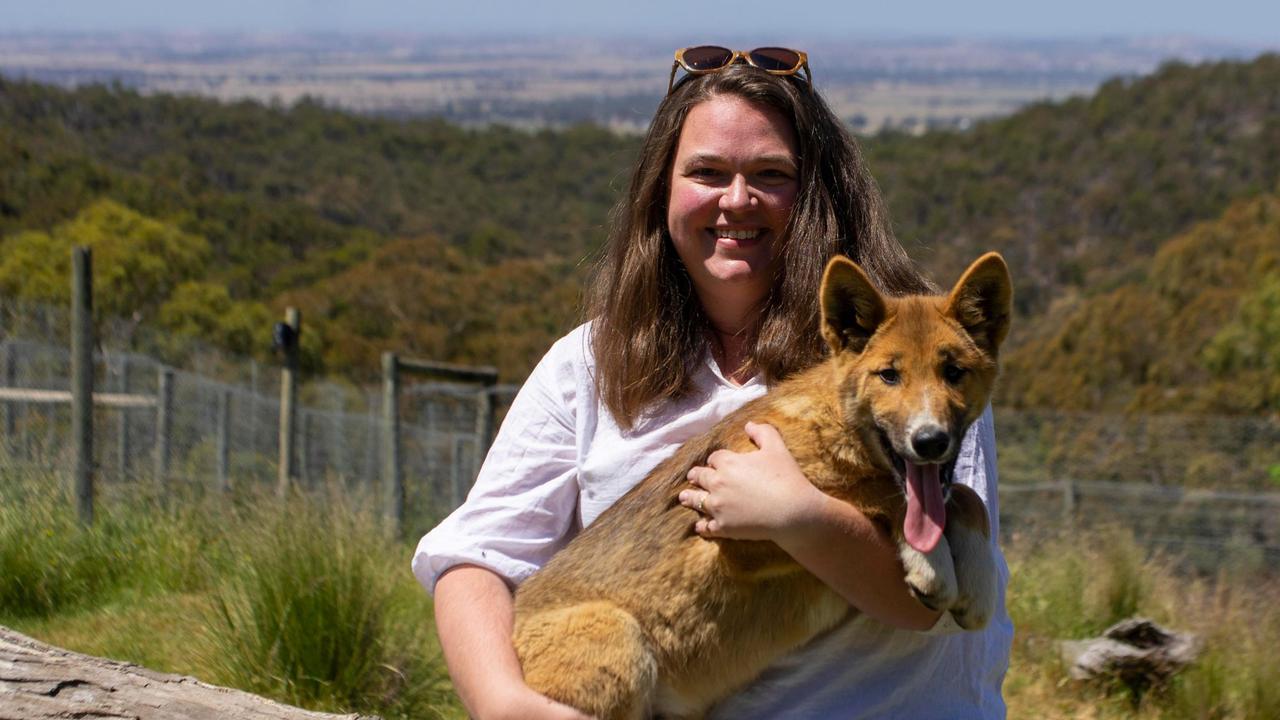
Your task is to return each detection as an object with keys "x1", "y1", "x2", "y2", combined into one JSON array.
[
  {"x1": 1000, "y1": 191, "x2": 1280, "y2": 413},
  {"x1": 868, "y1": 55, "x2": 1280, "y2": 313},
  {"x1": 2, "y1": 56, "x2": 1278, "y2": 410}
]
